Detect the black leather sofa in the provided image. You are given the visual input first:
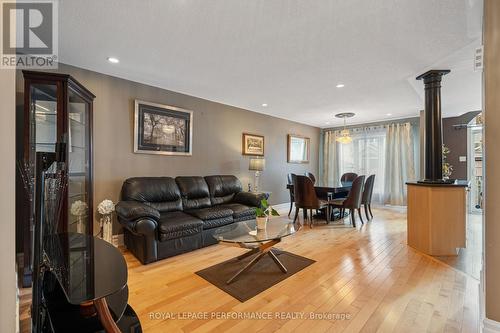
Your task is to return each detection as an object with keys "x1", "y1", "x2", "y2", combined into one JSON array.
[{"x1": 116, "y1": 175, "x2": 267, "y2": 264}]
